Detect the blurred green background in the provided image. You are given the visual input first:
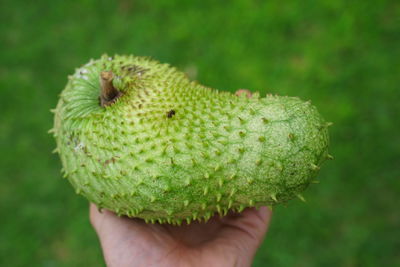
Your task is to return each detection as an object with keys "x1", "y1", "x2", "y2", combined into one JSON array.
[{"x1": 1, "y1": 0, "x2": 399, "y2": 266}]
